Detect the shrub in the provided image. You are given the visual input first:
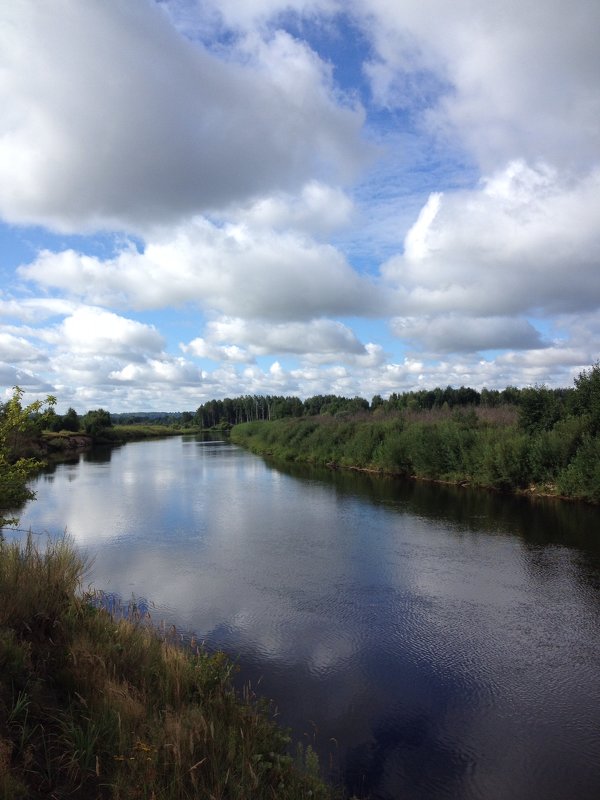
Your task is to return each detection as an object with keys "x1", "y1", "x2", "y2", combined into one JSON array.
[{"x1": 557, "y1": 435, "x2": 600, "y2": 502}]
